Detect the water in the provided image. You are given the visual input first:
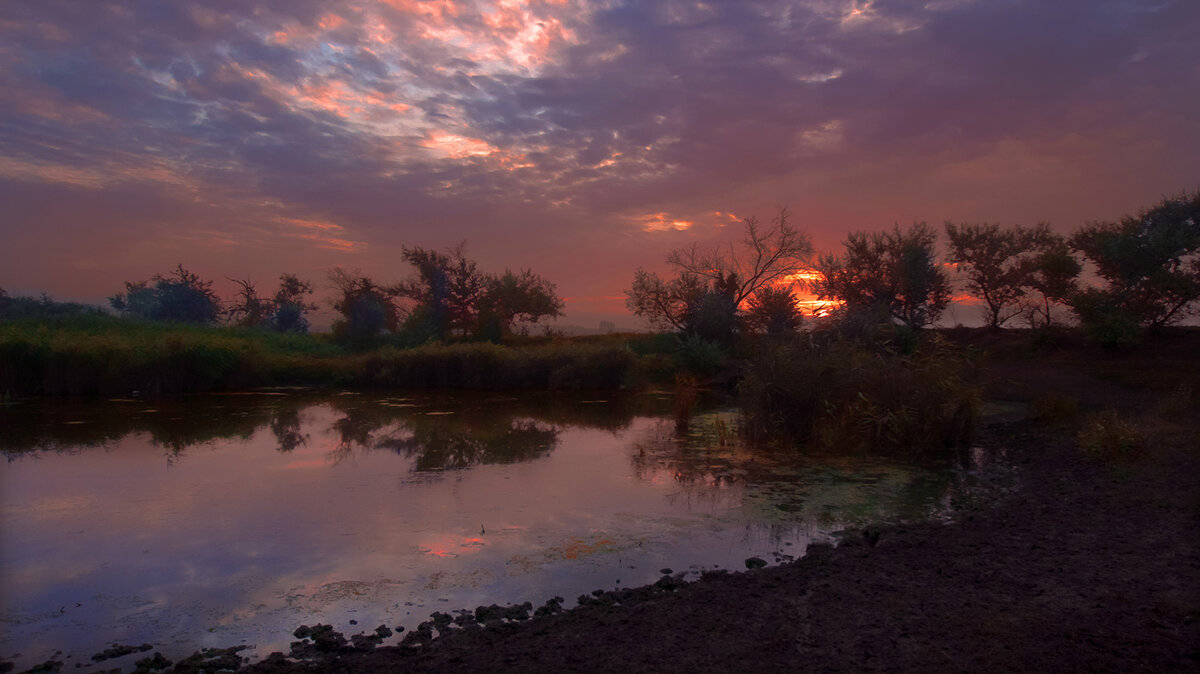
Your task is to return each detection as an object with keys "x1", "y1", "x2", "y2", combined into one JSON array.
[{"x1": 0, "y1": 391, "x2": 1007, "y2": 669}]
